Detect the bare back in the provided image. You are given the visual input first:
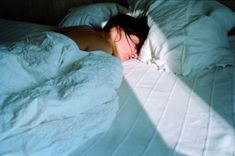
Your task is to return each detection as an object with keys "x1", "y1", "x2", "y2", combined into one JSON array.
[{"x1": 56, "y1": 25, "x2": 113, "y2": 55}]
